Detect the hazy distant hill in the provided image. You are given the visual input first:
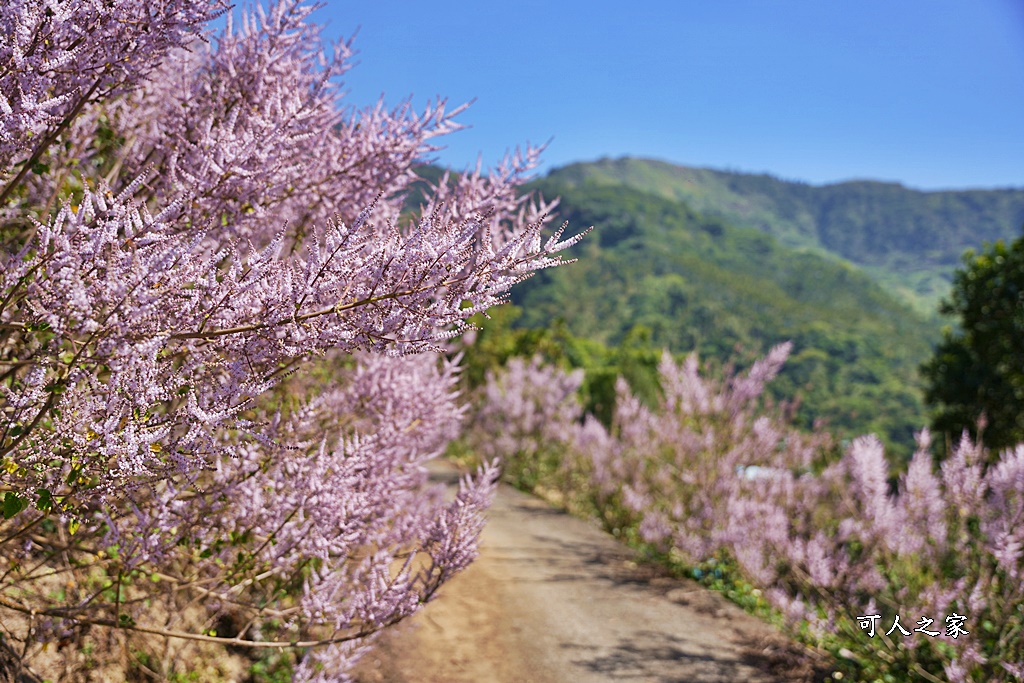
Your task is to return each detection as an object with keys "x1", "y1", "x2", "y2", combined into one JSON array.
[{"x1": 545, "y1": 158, "x2": 1024, "y2": 314}]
